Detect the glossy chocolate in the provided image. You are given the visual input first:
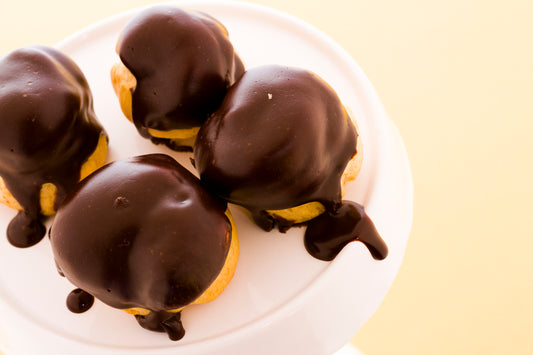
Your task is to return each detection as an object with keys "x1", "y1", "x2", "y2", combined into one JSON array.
[
  {"x1": 67, "y1": 288, "x2": 95, "y2": 314},
  {"x1": 49, "y1": 154, "x2": 232, "y2": 340},
  {"x1": 195, "y1": 65, "x2": 357, "y2": 227},
  {"x1": 135, "y1": 311, "x2": 185, "y2": 341},
  {"x1": 0, "y1": 46, "x2": 105, "y2": 248},
  {"x1": 195, "y1": 65, "x2": 388, "y2": 261},
  {"x1": 304, "y1": 201, "x2": 388, "y2": 261},
  {"x1": 117, "y1": 5, "x2": 245, "y2": 143}
]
